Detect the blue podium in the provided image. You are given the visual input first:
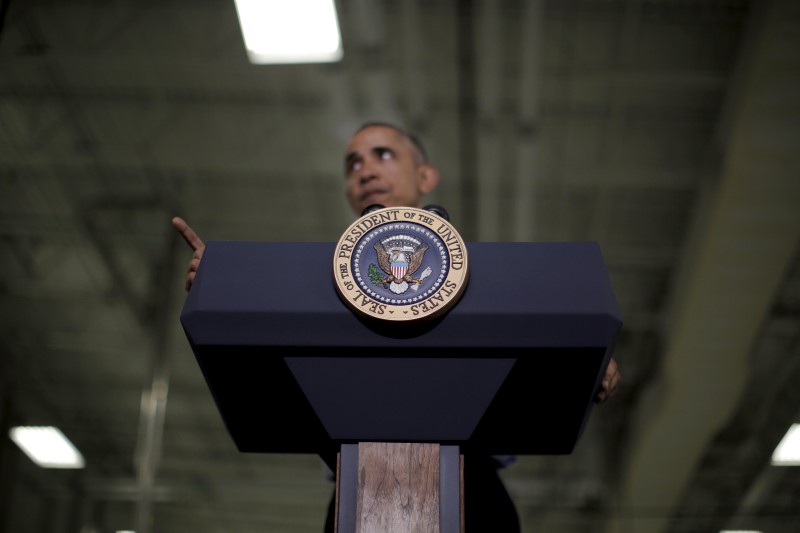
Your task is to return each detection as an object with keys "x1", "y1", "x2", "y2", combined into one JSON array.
[{"x1": 180, "y1": 241, "x2": 622, "y2": 532}]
